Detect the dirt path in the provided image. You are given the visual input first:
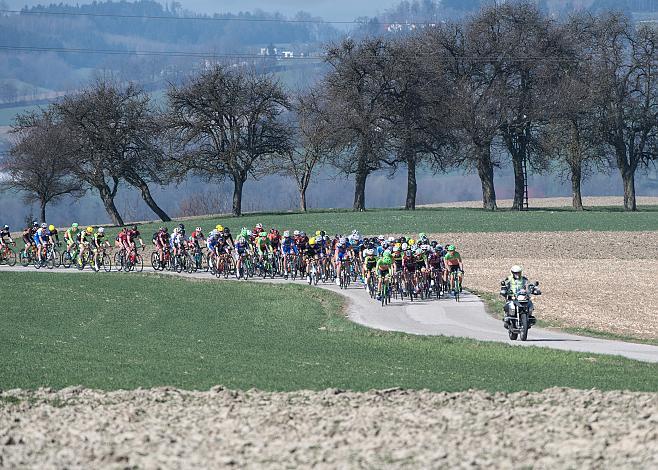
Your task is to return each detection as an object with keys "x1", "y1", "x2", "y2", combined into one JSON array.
[{"x1": 1, "y1": 387, "x2": 656, "y2": 469}]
